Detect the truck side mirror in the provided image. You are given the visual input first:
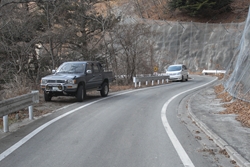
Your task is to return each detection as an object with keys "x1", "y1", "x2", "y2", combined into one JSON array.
[{"x1": 86, "y1": 70, "x2": 92, "y2": 74}]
